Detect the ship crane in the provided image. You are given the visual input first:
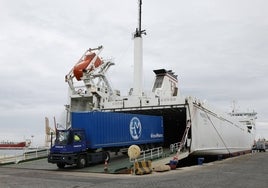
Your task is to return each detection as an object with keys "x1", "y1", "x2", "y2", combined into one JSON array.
[{"x1": 65, "y1": 46, "x2": 115, "y2": 101}]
